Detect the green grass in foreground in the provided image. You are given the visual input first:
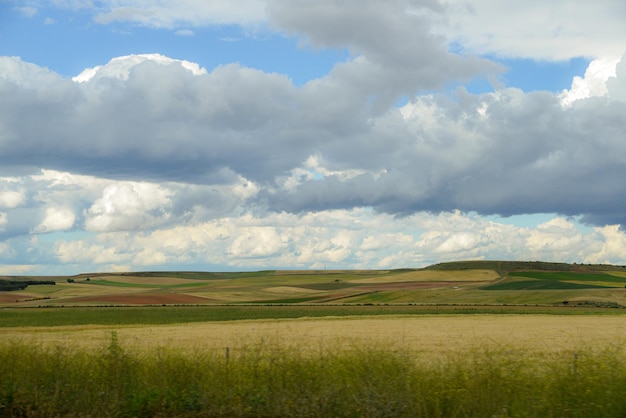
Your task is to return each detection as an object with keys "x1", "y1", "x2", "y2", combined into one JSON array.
[
  {"x1": 2, "y1": 305, "x2": 625, "y2": 328},
  {"x1": 2, "y1": 335, "x2": 626, "y2": 417}
]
